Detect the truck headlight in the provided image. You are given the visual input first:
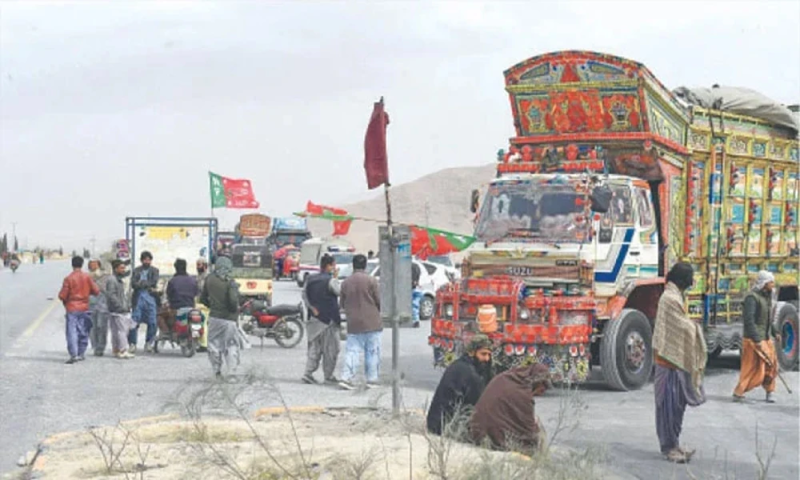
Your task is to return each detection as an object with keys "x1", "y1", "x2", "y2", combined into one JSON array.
[{"x1": 445, "y1": 304, "x2": 454, "y2": 318}]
